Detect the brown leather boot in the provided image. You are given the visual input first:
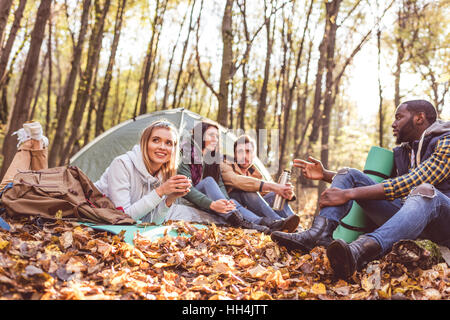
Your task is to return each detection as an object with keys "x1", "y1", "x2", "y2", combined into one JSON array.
[{"x1": 326, "y1": 235, "x2": 382, "y2": 279}]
